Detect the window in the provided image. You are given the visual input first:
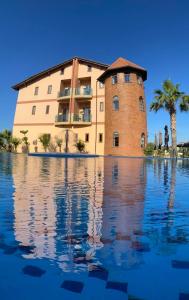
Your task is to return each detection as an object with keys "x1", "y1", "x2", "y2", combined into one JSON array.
[
  {"x1": 87, "y1": 65, "x2": 92, "y2": 72},
  {"x1": 45, "y1": 105, "x2": 50, "y2": 114},
  {"x1": 113, "y1": 132, "x2": 119, "y2": 147},
  {"x1": 34, "y1": 87, "x2": 39, "y2": 95},
  {"x1": 99, "y1": 101, "x2": 104, "y2": 112},
  {"x1": 32, "y1": 105, "x2": 36, "y2": 115},
  {"x1": 85, "y1": 133, "x2": 89, "y2": 142},
  {"x1": 141, "y1": 133, "x2": 145, "y2": 148},
  {"x1": 112, "y1": 163, "x2": 119, "y2": 184},
  {"x1": 60, "y1": 69, "x2": 64, "y2": 75},
  {"x1": 113, "y1": 96, "x2": 119, "y2": 111},
  {"x1": 124, "y1": 73, "x2": 130, "y2": 82},
  {"x1": 47, "y1": 85, "x2": 52, "y2": 94},
  {"x1": 99, "y1": 82, "x2": 104, "y2": 88},
  {"x1": 99, "y1": 133, "x2": 103, "y2": 143},
  {"x1": 139, "y1": 97, "x2": 145, "y2": 111},
  {"x1": 112, "y1": 75, "x2": 118, "y2": 85},
  {"x1": 137, "y1": 75, "x2": 143, "y2": 85}
]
